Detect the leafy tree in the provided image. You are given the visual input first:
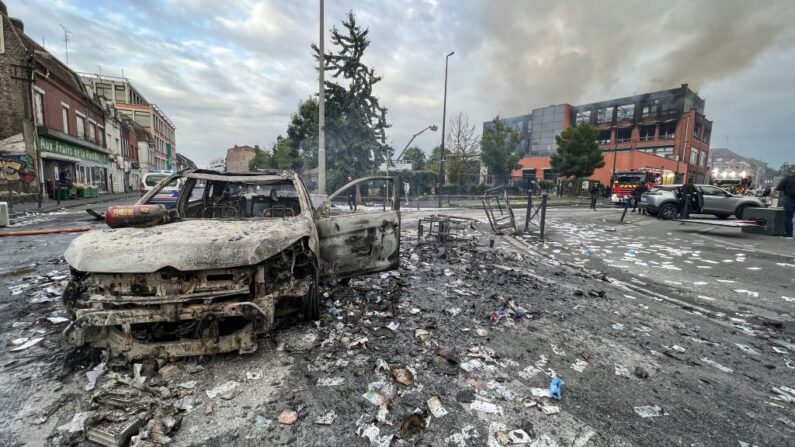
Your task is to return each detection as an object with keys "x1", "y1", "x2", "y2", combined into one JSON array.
[
  {"x1": 550, "y1": 123, "x2": 605, "y2": 179},
  {"x1": 480, "y1": 117, "x2": 522, "y2": 186},
  {"x1": 778, "y1": 162, "x2": 792, "y2": 177},
  {"x1": 292, "y1": 11, "x2": 391, "y2": 191},
  {"x1": 249, "y1": 147, "x2": 273, "y2": 171},
  {"x1": 401, "y1": 146, "x2": 426, "y2": 170},
  {"x1": 445, "y1": 112, "x2": 480, "y2": 186},
  {"x1": 271, "y1": 136, "x2": 303, "y2": 170},
  {"x1": 286, "y1": 98, "x2": 319, "y2": 169},
  {"x1": 426, "y1": 145, "x2": 442, "y2": 178}
]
